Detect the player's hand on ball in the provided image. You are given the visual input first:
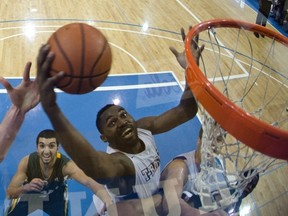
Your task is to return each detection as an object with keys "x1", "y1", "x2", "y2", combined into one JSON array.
[{"x1": 37, "y1": 44, "x2": 64, "y2": 111}]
